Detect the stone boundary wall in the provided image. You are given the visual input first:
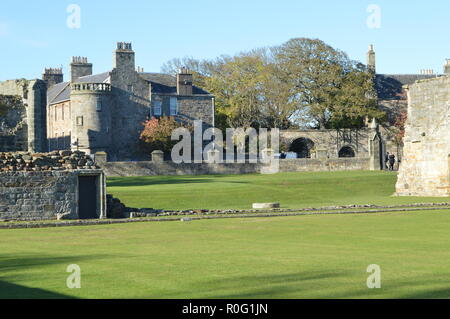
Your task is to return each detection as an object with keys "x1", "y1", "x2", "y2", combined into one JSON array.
[
  {"x1": 0, "y1": 169, "x2": 106, "y2": 221},
  {"x1": 98, "y1": 157, "x2": 372, "y2": 177},
  {"x1": 278, "y1": 158, "x2": 371, "y2": 172},
  {"x1": 99, "y1": 161, "x2": 260, "y2": 177}
]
